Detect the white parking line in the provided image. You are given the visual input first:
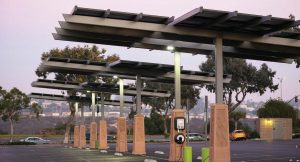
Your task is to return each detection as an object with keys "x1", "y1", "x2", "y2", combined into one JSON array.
[
  {"x1": 233, "y1": 156, "x2": 295, "y2": 162},
  {"x1": 232, "y1": 154, "x2": 273, "y2": 159}
]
